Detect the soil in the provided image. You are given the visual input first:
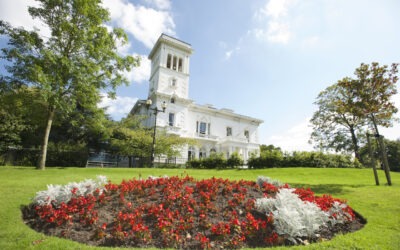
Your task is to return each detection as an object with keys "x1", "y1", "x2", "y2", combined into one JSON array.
[{"x1": 21, "y1": 178, "x2": 366, "y2": 249}]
